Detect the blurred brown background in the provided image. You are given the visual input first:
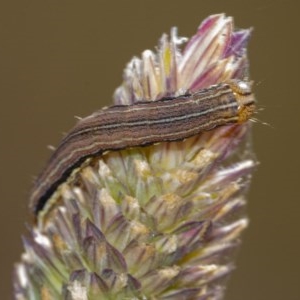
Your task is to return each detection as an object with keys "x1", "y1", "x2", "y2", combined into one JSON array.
[{"x1": 0, "y1": 0, "x2": 299, "y2": 299}]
